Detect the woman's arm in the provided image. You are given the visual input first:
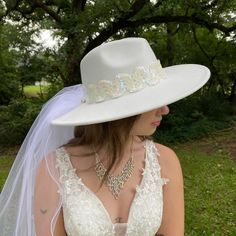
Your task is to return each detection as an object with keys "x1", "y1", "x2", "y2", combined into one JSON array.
[
  {"x1": 34, "y1": 157, "x2": 67, "y2": 236},
  {"x1": 53, "y1": 209, "x2": 67, "y2": 236},
  {"x1": 155, "y1": 143, "x2": 185, "y2": 236}
]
